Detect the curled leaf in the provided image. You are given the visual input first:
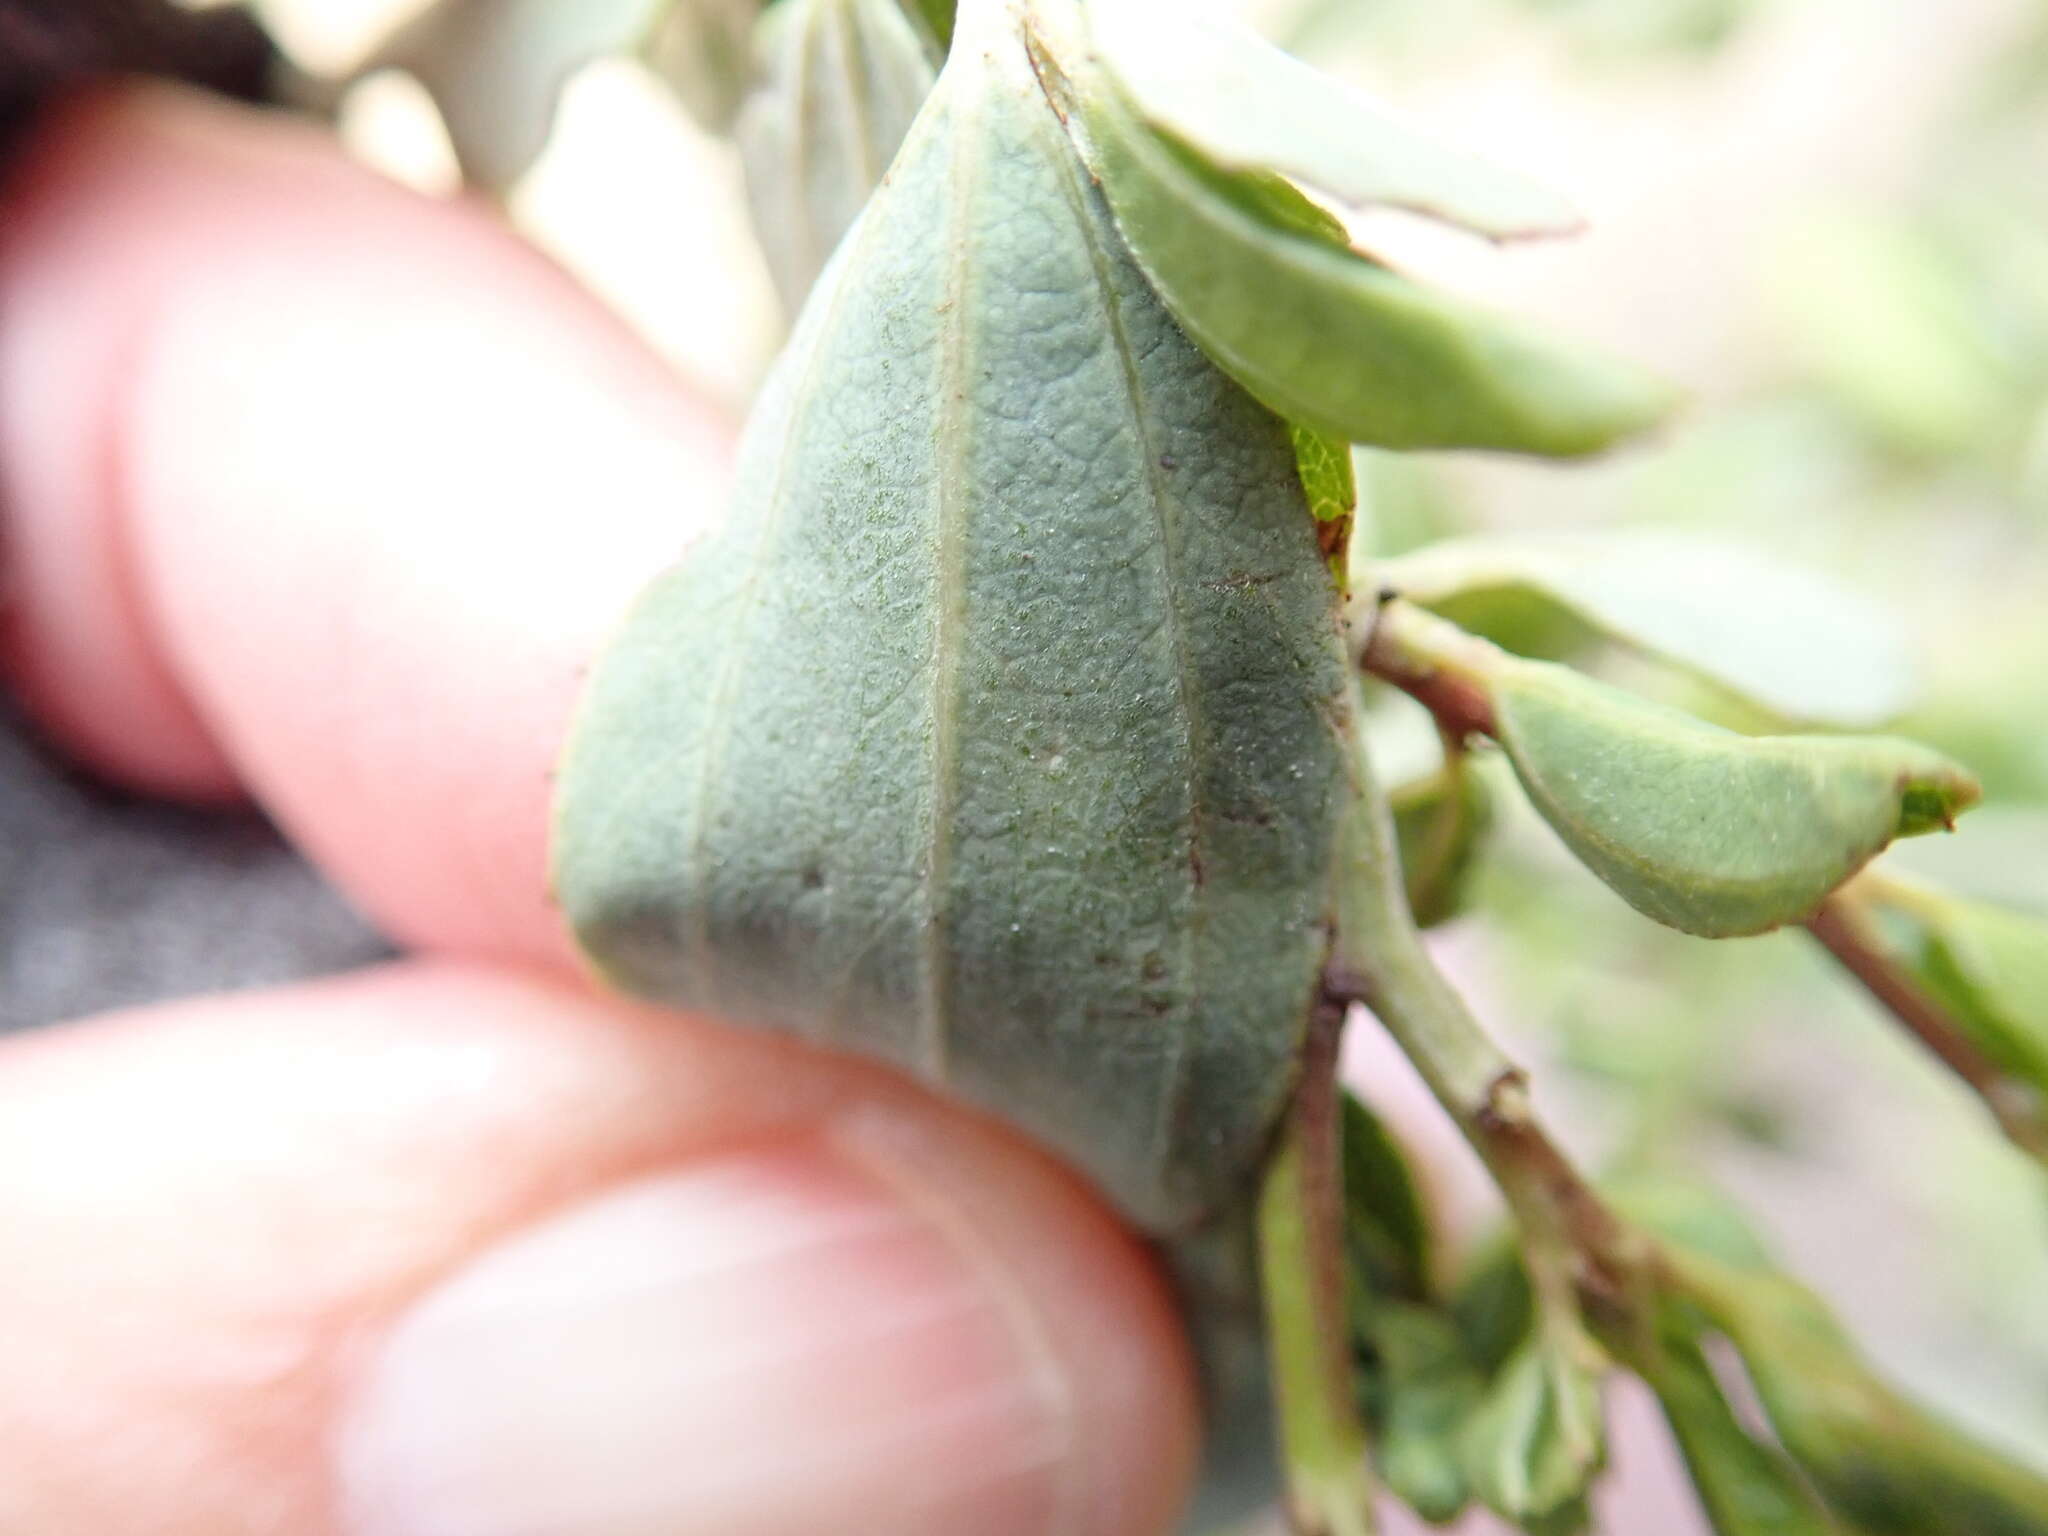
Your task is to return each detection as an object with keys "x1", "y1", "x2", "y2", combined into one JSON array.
[
  {"x1": 1082, "y1": 0, "x2": 1581, "y2": 240},
  {"x1": 1490, "y1": 659, "x2": 1979, "y2": 937},
  {"x1": 1377, "y1": 530, "x2": 1918, "y2": 728},
  {"x1": 736, "y1": 0, "x2": 939, "y2": 313},
  {"x1": 552, "y1": 1, "x2": 1353, "y2": 1234},
  {"x1": 1040, "y1": 60, "x2": 1677, "y2": 456}
]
